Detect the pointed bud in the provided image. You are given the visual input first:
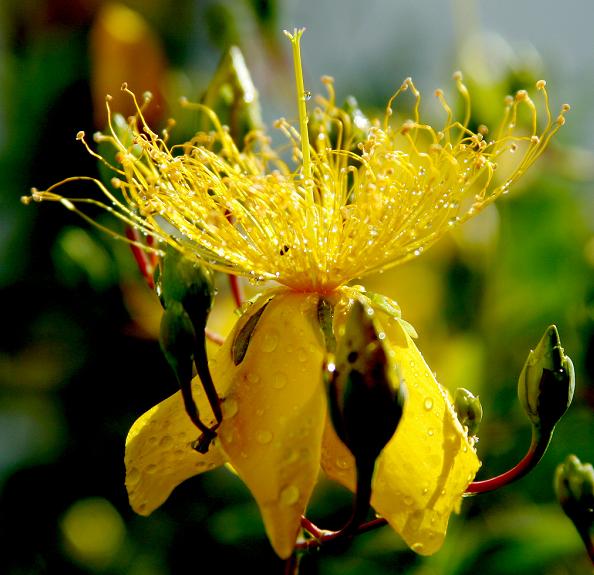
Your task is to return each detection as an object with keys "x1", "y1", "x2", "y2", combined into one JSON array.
[
  {"x1": 201, "y1": 46, "x2": 263, "y2": 145},
  {"x1": 454, "y1": 388, "x2": 483, "y2": 436},
  {"x1": 327, "y1": 301, "x2": 406, "y2": 469},
  {"x1": 517, "y1": 325, "x2": 575, "y2": 434}
]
